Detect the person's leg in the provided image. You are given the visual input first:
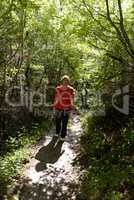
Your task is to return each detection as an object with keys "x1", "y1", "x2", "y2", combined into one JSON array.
[
  {"x1": 55, "y1": 110, "x2": 62, "y2": 136},
  {"x1": 61, "y1": 110, "x2": 70, "y2": 138}
]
